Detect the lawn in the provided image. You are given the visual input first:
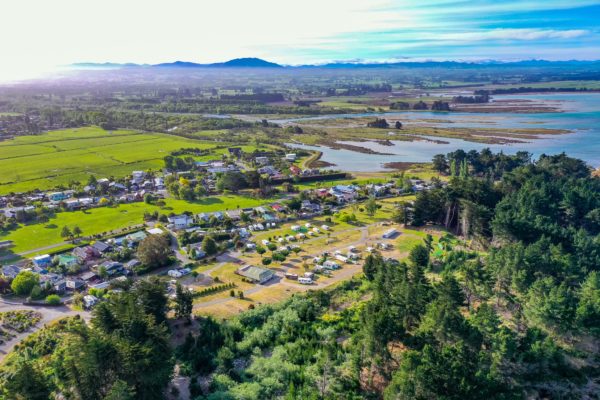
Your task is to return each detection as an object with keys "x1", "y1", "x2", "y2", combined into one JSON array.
[
  {"x1": 0, "y1": 195, "x2": 271, "y2": 255},
  {"x1": 0, "y1": 127, "x2": 223, "y2": 194}
]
